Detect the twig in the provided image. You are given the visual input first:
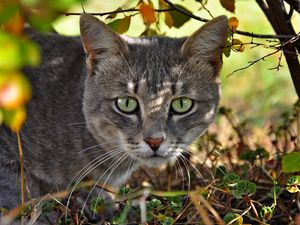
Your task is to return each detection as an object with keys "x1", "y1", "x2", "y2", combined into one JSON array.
[
  {"x1": 227, "y1": 49, "x2": 281, "y2": 76},
  {"x1": 64, "y1": 1, "x2": 297, "y2": 40},
  {"x1": 63, "y1": 8, "x2": 174, "y2": 16},
  {"x1": 17, "y1": 131, "x2": 25, "y2": 207},
  {"x1": 284, "y1": 0, "x2": 300, "y2": 14},
  {"x1": 163, "y1": 0, "x2": 297, "y2": 40},
  {"x1": 197, "y1": 0, "x2": 214, "y2": 19},
  {"x1": 269, "y1": 51, "x2": 283, "y2": 70},
  {"x1": 189, "y1": 191, "x2": 214, "y2": 225}
]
